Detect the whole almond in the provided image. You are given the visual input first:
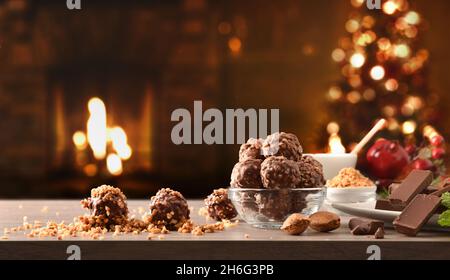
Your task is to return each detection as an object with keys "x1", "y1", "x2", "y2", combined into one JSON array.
[
  {"x1": 281, "y1": 213, "x2": 310, "y2": 235},
  {"x1": 309, "y1": 211, "x2": 340, "y2": 232}
]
